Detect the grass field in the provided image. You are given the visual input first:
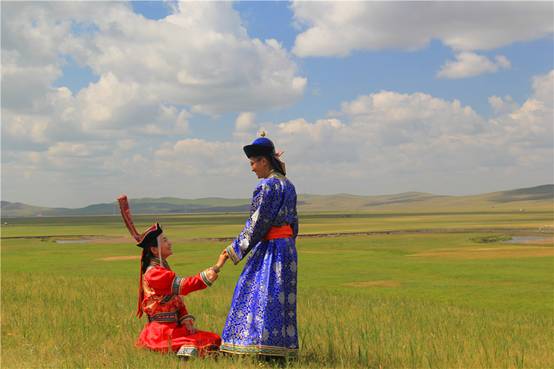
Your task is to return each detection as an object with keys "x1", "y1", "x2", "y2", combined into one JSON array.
[{"x1": 2, "y1": 209, "x2": 553, "y2": 369}]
